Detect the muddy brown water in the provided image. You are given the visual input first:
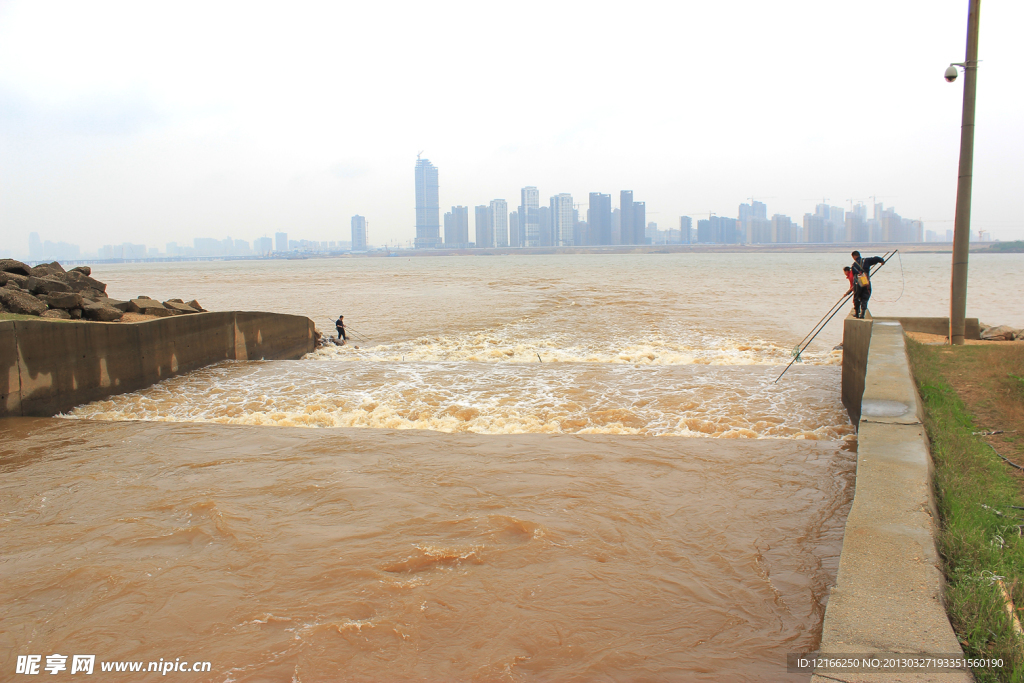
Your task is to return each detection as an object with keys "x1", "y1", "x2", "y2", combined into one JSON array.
[{"x1": 2, "y1": 419, "x2": 853, "y2": 682}]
